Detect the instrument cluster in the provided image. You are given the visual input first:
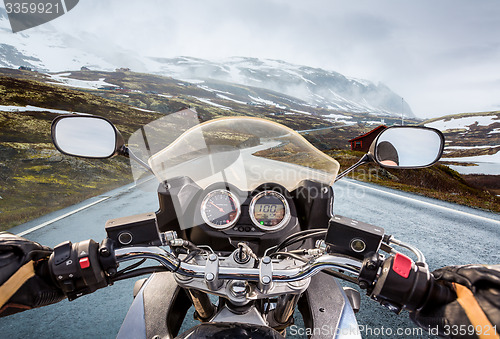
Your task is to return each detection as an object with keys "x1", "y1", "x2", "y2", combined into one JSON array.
[{"x1": 199, "y1": 184, "x2": 293, "y2": 234}]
